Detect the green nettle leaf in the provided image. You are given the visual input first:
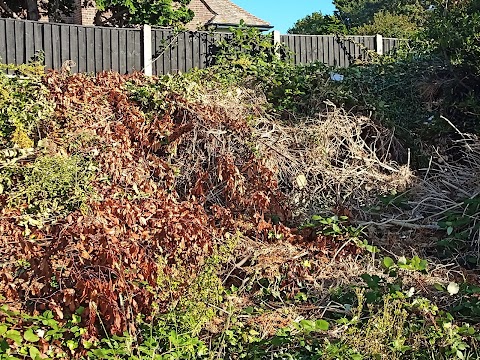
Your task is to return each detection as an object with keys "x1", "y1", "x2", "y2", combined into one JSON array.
[
  {"x1": 314, "y1": 319, "x2": 329, "y2": 331},
  {"x1": 29, "y1": 346, "x2": 41, "y2": 359},
  {"x1": 6, "y1": 329, "x2": 23, "y2": 344},
  {"x1": 382, "y1": 256, "x2": 395, "y2": 269},
  {"x1": 0, "y1": 324, "x2": 7, "y2": 336},
  {"x1": 23, "y1": 329, "x2": 40, "y2": 342},
  {"x1": 434, "y1": 283, "x2": 445, "y2": 291}
]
